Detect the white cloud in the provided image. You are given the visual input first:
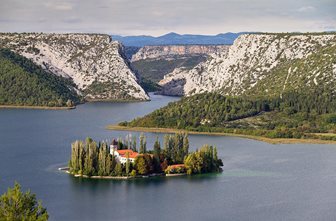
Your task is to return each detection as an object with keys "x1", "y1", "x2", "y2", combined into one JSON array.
[
  {"x1": 297, "y1": 6, "x2": 316, "y2": 13},
  {"x1": 43, "y1": 1, "x2": 73, "y2": 11},
  {"x1": 0, "y1": 0, "x2": 334, "y2": 35}
]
